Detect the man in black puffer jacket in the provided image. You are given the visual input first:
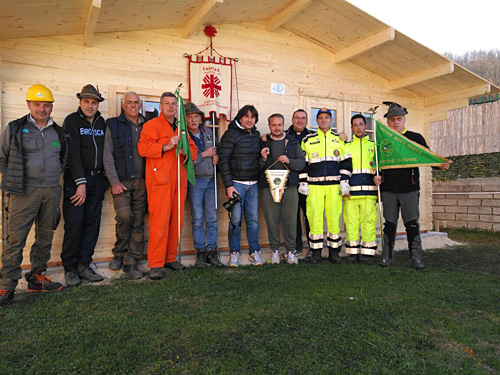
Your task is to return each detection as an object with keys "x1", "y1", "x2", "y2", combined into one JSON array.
[{"x1": 218, "y1": 105, "x2": 262, "y2": 267}]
